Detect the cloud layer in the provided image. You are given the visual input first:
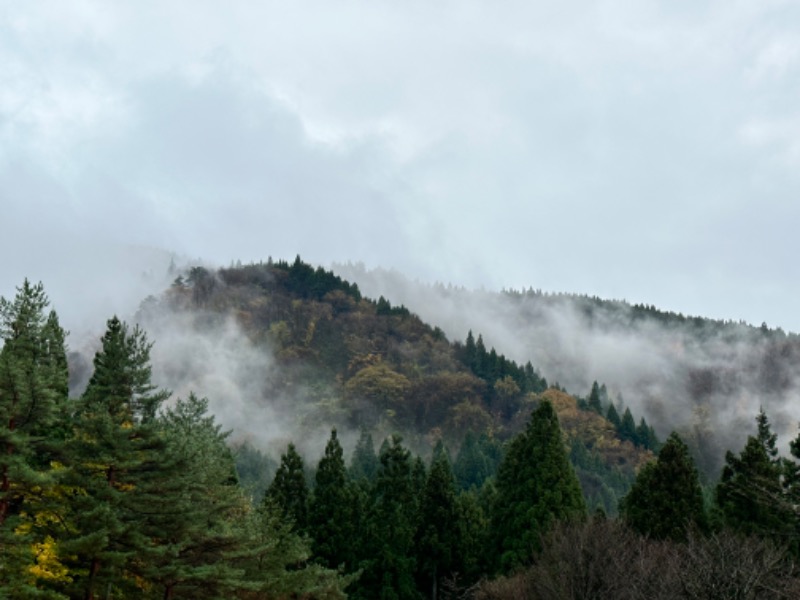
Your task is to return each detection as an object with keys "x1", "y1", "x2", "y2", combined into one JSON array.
[{"x1": 3, "y1": 1, "x2": 800, "y2": 334}]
